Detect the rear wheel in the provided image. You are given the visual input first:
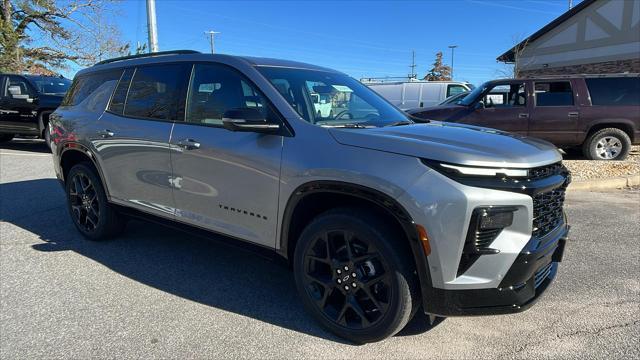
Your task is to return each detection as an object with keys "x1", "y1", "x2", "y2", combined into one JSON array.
[
  {"x1": 66, "y1": 162, "x2": 124, "y2": 240},
  {"x1": 293, "y1": 208, "x2": 418, "y2": 343},
  {"x1": 583, "y1": 128, "x2": 631, "y2": 160},
  {"x1": 0, "y1": 134, "x2": 14, "y2": 142},
  {"x1": 43, "y1": 122, "x2": 51, "y2": 149}
]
